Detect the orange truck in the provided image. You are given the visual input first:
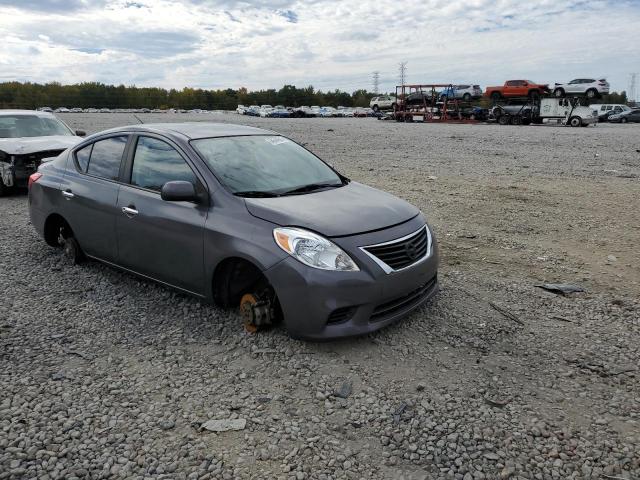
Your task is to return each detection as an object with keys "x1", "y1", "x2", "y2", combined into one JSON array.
[{"x1": 485, "y1": 80, "x2": 550, "y2": 102}]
